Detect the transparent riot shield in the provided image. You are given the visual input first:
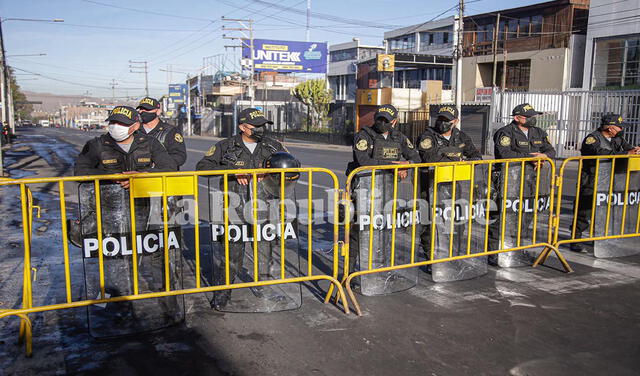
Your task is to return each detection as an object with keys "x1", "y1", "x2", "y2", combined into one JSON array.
[
  {"x1": 589, "y1": 160, "x2": 640, "y2": 258},
  {"x1": 79, "y1": 183, "x2": 184, "y2": 338},
  {"x1": 351, "y1": 169, "x2": 419, "y2": 296},
  {"x1": 426, "y1": 165, "x2": 488, "y2": 282},
  {"x1": 491, "y1": 162, "x2": 553, "y2": 267},
  {"x1": 208, "y1": 176, "x2": 302, "y2": 312}
]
